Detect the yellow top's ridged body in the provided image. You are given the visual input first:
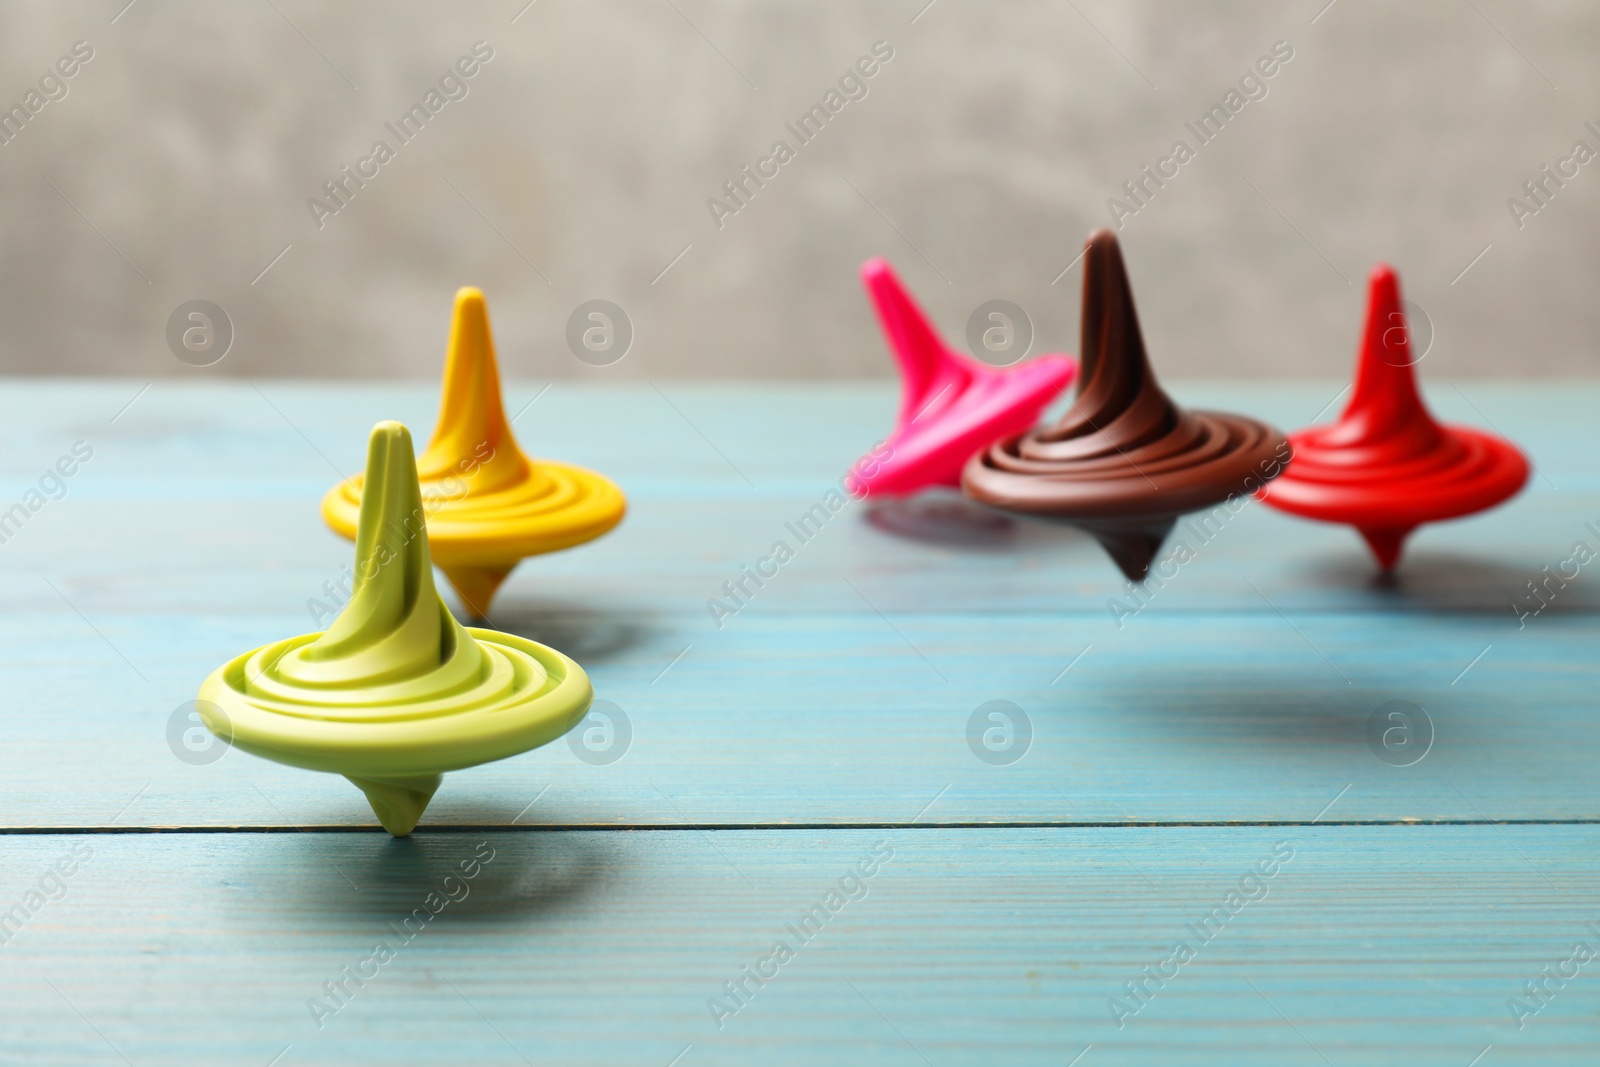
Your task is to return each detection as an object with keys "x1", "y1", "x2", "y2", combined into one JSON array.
[
  {"x1": 200, "y1": 421, "x2": 594, "y2": 835},
  {"x1": 321, "y1": 287, "x2": 626, "y2": 616}
]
